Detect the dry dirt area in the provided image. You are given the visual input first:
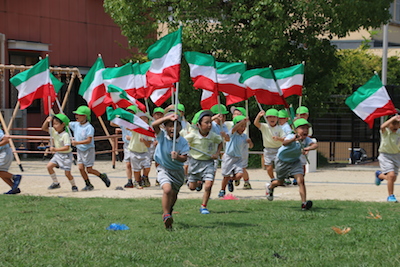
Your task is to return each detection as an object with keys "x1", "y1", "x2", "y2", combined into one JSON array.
[{"x1": 1, "y1": 159, "x2": 391, "y2": 202}]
